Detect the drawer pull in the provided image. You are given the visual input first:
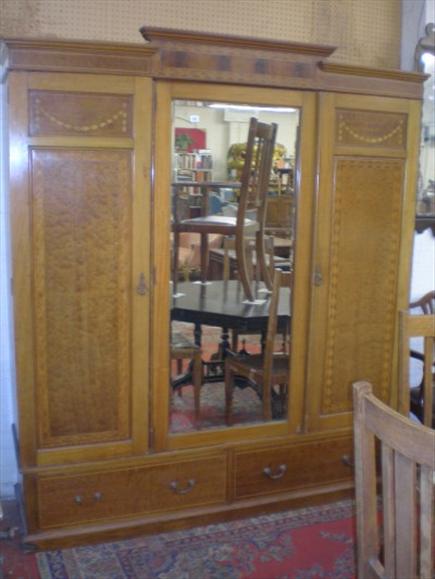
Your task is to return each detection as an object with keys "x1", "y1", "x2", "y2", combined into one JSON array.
[
  {"x1": 263, "y1": 464, "x2": 287, "y2": 480},
  {"x1": 93, "y1": 492, "x2": 103, "y2": 502},
  {"x1": 74, "y1": 495, "x2": 83, "y2": 505},
  {"x1": 169, "y1": 479, "x2": 196, "y2": 495}
]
